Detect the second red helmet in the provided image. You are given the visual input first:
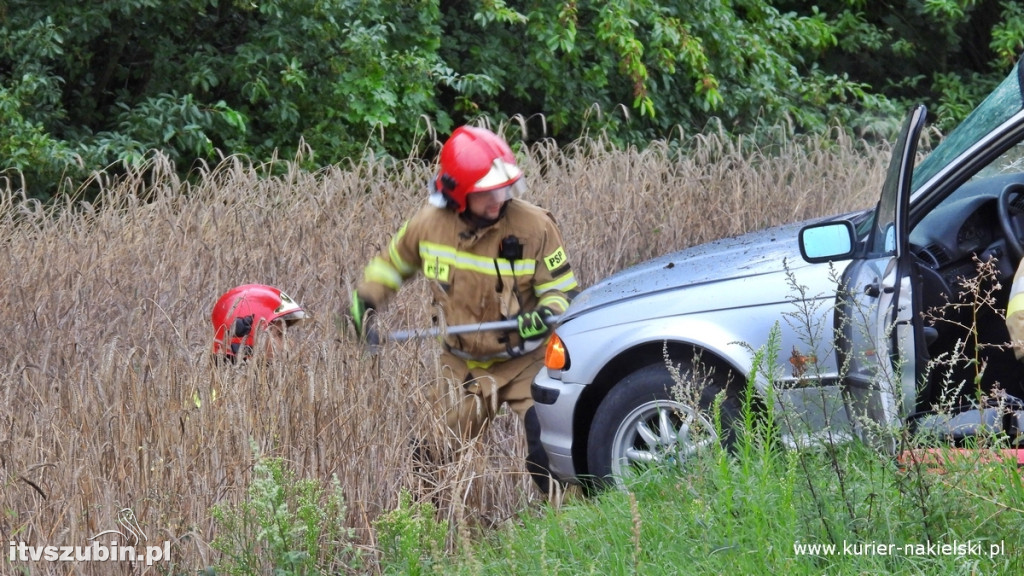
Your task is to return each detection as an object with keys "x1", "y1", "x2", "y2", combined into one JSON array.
[{"x1": 211, "y1": 284, "x2": 306, "y2": 357}]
